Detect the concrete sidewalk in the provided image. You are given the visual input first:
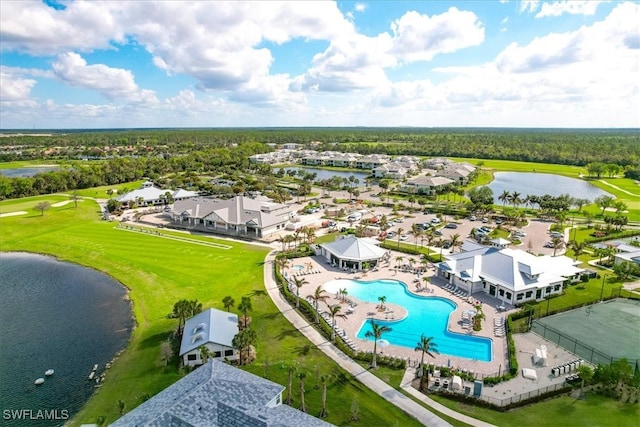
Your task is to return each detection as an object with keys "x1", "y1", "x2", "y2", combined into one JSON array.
[{"x1": 263, "y1": 251, "x2": 496, "y2": 427}]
